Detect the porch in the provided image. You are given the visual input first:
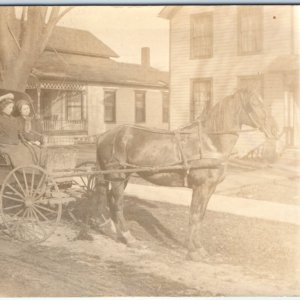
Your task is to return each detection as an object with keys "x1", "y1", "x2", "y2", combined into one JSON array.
[
  {"x1": 41, "y1": 119, "x2": 88, "y2": 134},
  {"x1": 26, "y1": 80, "x2": 88, "y2": 137}
]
